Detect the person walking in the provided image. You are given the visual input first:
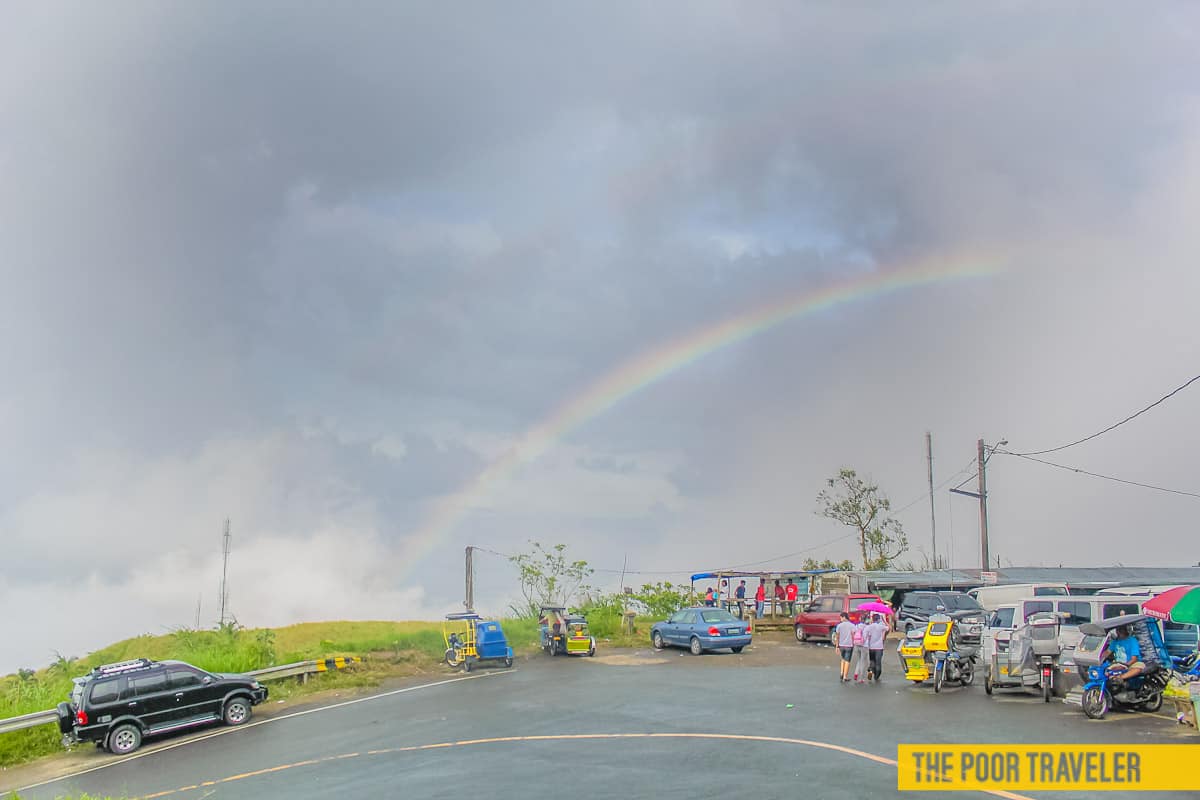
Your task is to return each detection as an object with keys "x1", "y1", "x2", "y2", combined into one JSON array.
[
  {"x1": 754, "y1": 579, "x2": 766, "y2": 618},
  {"x1": 866, "y1": 613, "x2": 888, "y2": 682},
  {"x1": 851, "y1": 617, "x2": 870, "y2": 684},
  {"x1": 834, "y1": 612, "x2": 856, "y2": 682},
  {"x1": 784, "y1": 578, "x2": 799, "y2": 616}
]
